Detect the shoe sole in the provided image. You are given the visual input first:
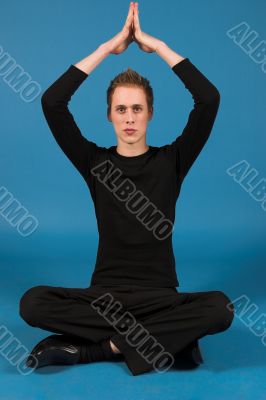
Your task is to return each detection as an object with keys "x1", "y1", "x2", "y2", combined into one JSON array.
[{"x1": 27, "y1": 347, "x2": 79, "y2": 368}]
